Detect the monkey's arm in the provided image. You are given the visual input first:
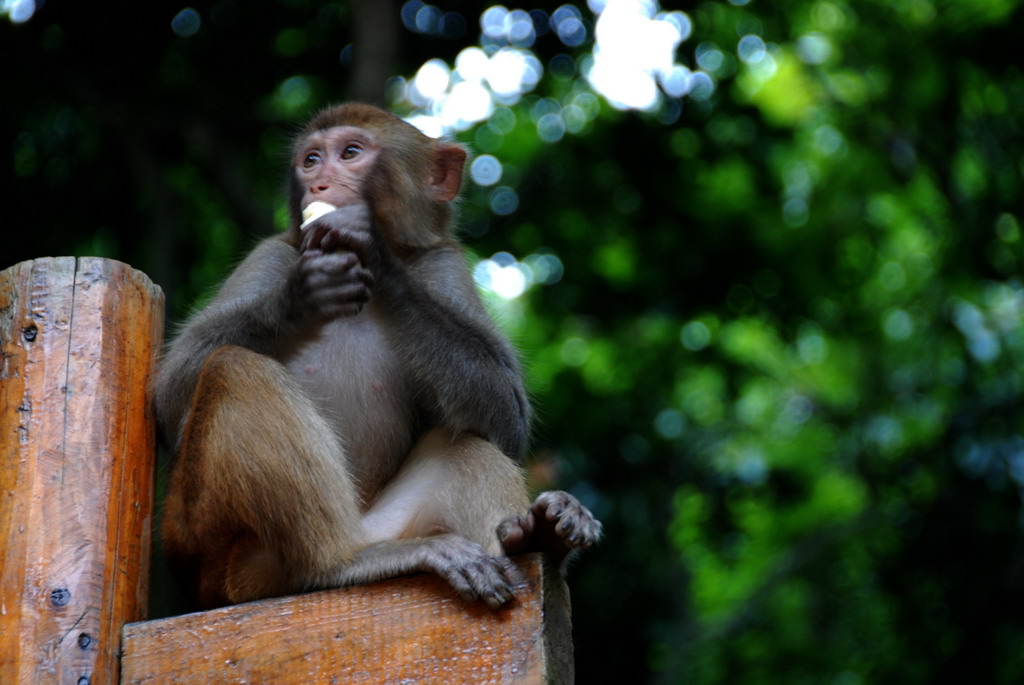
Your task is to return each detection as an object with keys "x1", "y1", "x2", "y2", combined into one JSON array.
[
  {"x1": 376, "y1": 246, "x2": 531, "y2": 460},
  {"x1": 153, "y1": 238, "x2": 305, "y2": 445}
]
